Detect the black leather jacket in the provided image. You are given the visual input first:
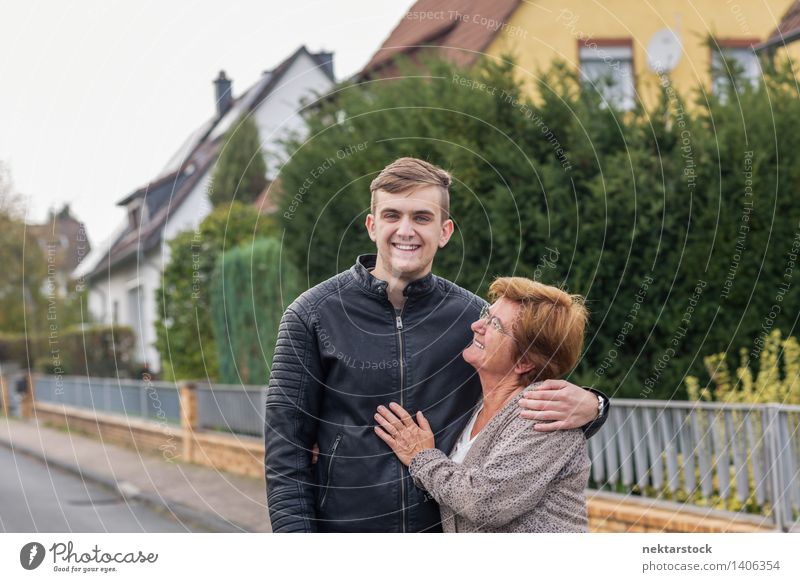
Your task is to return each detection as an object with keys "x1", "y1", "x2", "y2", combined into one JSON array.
[{"x1": 265, "y1": 254, "x2": 608, "y2": 532}]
